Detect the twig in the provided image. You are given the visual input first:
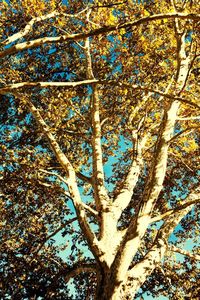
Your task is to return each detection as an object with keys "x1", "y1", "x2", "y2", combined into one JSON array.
[{"x1": 169, "y1": 245, "x2": 200, "y2": 260}]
